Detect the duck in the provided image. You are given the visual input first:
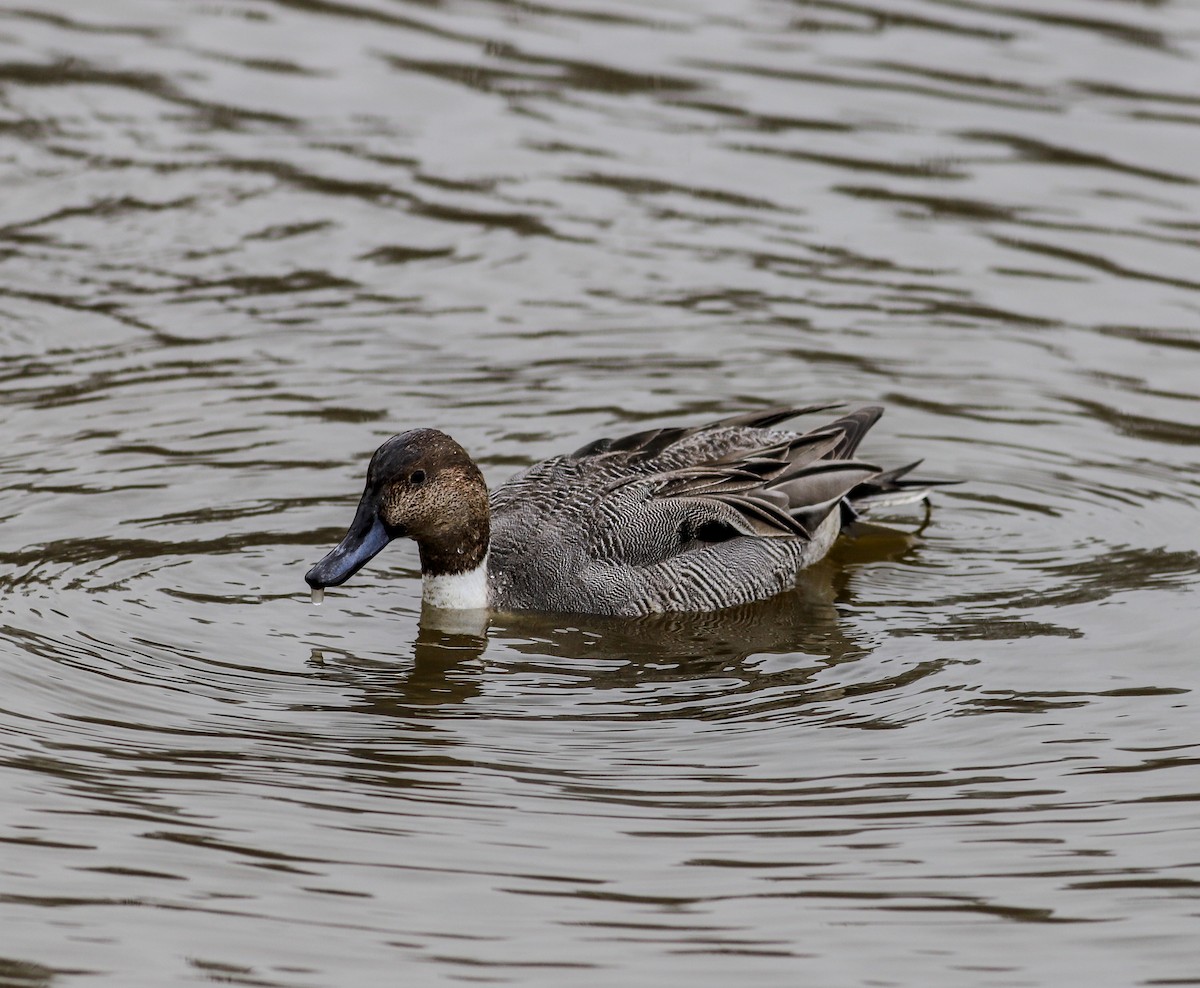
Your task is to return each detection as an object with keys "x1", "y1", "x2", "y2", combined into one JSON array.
[{"x1": 304, "y1": 404, "x2": 951, "y2": 616}]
